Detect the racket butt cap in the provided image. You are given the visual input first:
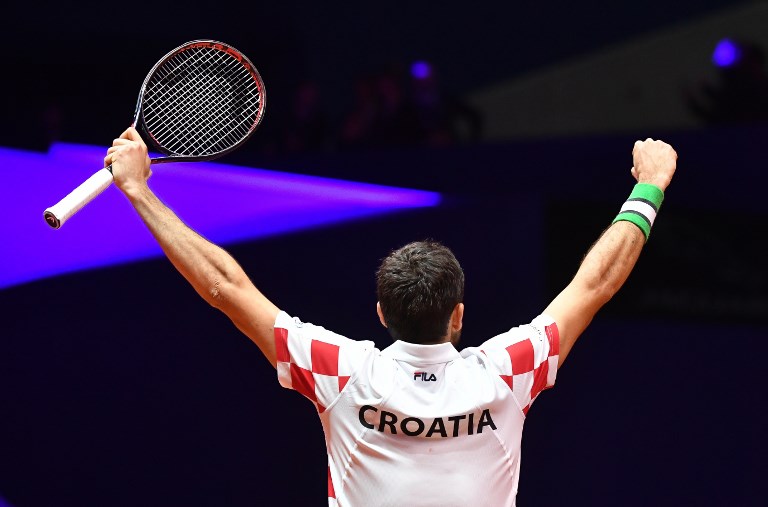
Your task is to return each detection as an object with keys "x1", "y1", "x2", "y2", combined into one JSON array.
[{"x1": 44, "y1": 210, "x2": 61, "y2": 229}]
